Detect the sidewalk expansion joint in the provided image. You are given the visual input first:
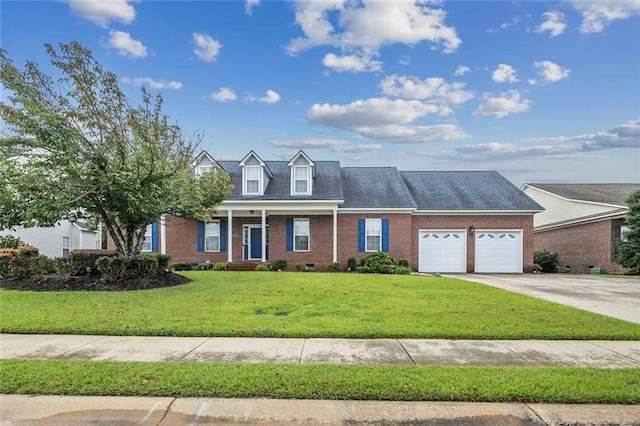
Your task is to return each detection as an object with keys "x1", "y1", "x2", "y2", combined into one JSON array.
[
  {"x1": 61, "y1": 335, "x2": 109, "y2": 357},
  {"x1": 524, "y1": 402, "x2": 549, "y2": 425},
  {"x1": 396, "y1": 339, "x2": 416, "y2": 365},
  {"x1": 175, "y1": 337, "x2": 211, "y2": 362},
  {"x1": 587, "y1": 341, "x2": 640, "y2": 365},
  {"x1": 496, "y1": 341, "x2": 537, "y2": 366},
  {"x1": 155, "y1": 397, "x2": 176, "y2": 425},
  {"x1": 298, "y1": 338, "x2": 307, "y2": 364}
]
